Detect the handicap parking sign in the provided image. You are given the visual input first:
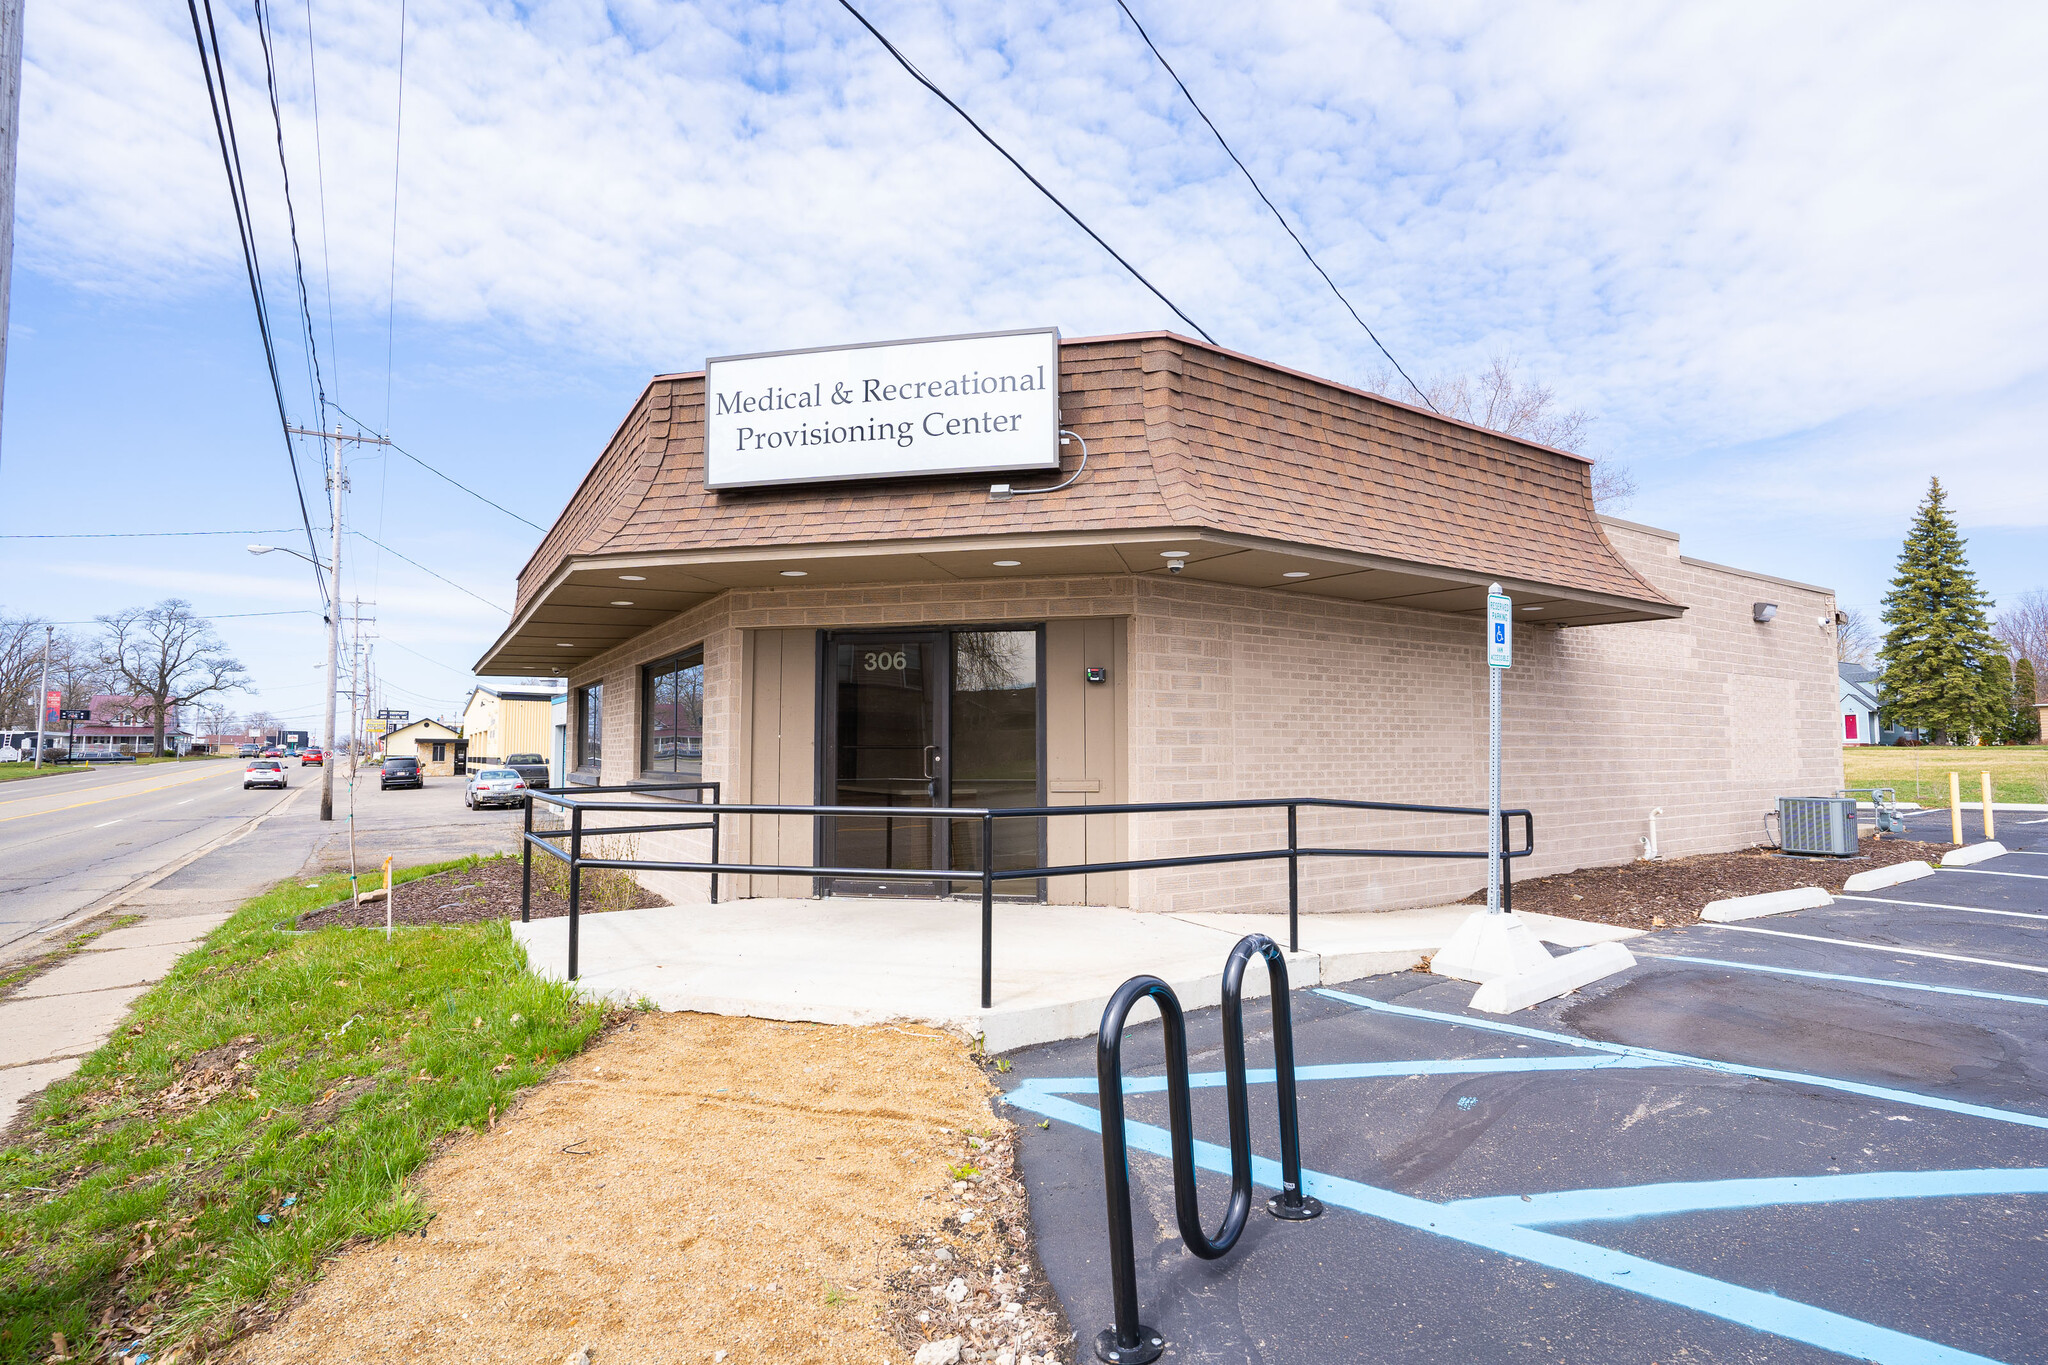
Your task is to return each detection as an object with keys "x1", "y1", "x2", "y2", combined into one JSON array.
[{"x1": 1487, "y1": 592, "x2": 1512, "y2": 668}]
